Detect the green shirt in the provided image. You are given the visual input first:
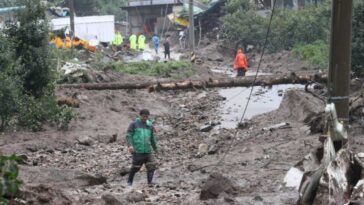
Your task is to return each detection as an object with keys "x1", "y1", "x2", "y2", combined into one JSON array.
[{"x1": 126, "y1": 118, "x2": 157, "y2": 153}]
